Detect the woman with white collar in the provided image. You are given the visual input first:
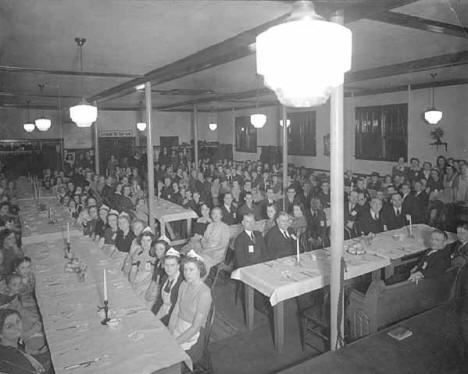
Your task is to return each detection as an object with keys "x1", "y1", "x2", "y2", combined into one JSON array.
[
  {"x1": 168, "y1": 250, "x2": 212, "y2": 362},
  {"x1": 128, "y1": 226, "x2": 155, "y2": 300},
  {"x1": 151, "y1": 248, "x2": 184, "y2": 326}
]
